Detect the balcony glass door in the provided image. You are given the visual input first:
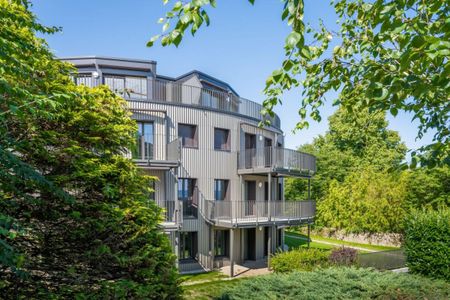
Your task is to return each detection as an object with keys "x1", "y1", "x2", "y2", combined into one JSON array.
[
  {"x1": 264, "y1": 138, "x2": 272, "y2": 167},
  {"x1": 245, "y1": 181, "x2": 256, "y2": 216},
  {"x1": 180, "y1": 232, "x2": 198, "y2": 260},
  {"x1": 244, "y1": 133, "x2": 256, "y2": 168},
  {"x1": 134, "y1": 122, "x2": 154, "y2": 160}
]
